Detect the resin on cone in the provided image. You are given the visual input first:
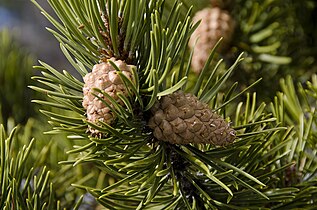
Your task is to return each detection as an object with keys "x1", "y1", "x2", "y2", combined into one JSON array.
[
  {"x1": 82, "y1": 58, "x2": 134, "y2": 135},
  {"x1": 148, "y1": 91, "x2": 236, "y2": 146},
  {"x1": 188, "y1": 7, "x2": 235, "y2": 73}
]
